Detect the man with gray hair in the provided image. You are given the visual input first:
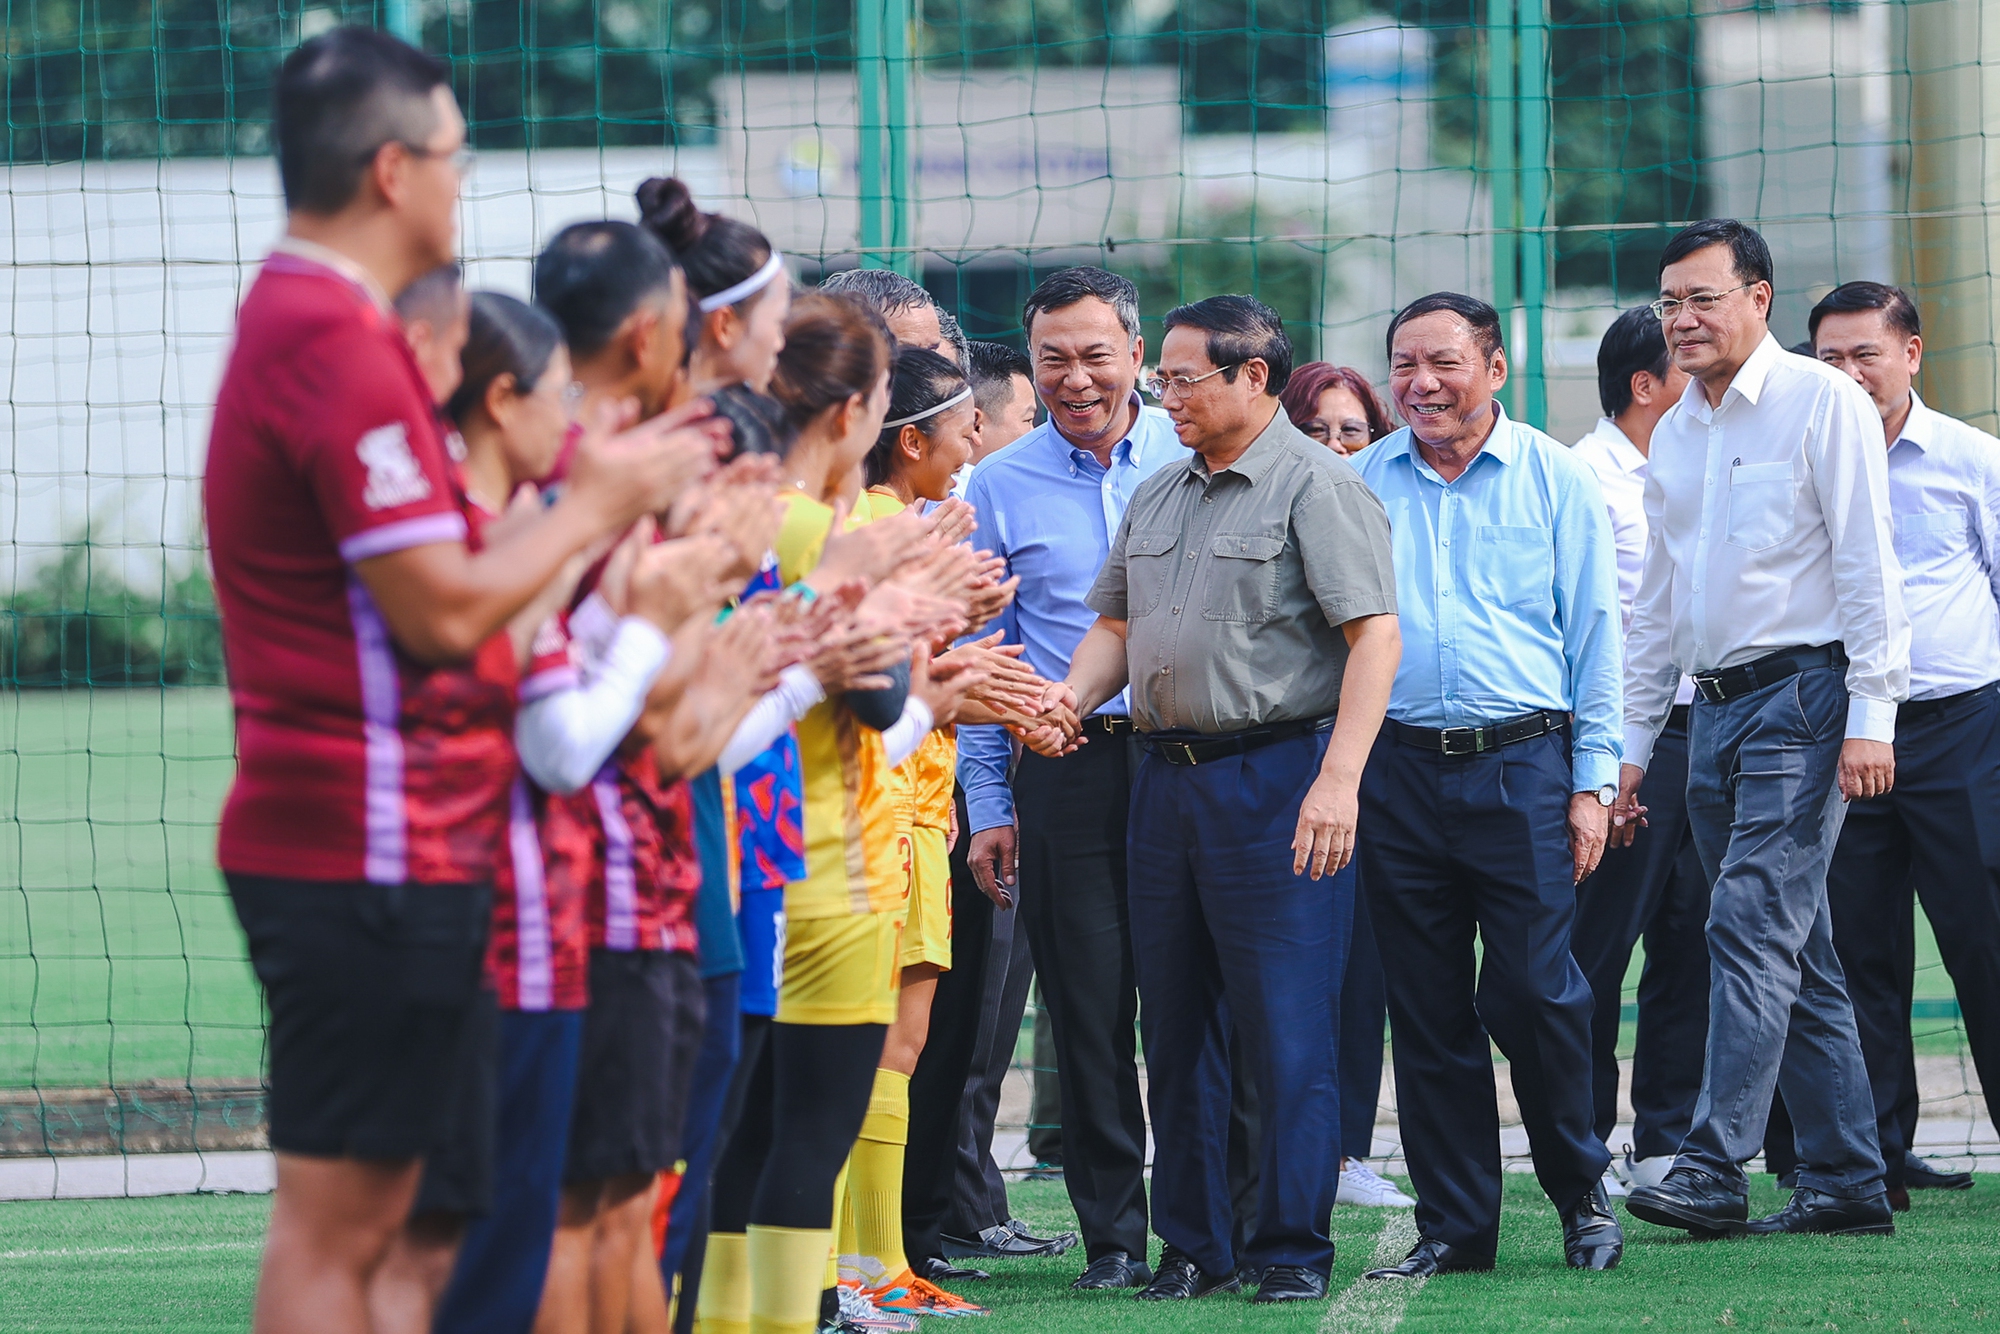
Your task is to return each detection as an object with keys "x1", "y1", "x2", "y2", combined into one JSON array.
[{"x1": 818, "y1": 267, "x2": 967, "y2": 363}]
